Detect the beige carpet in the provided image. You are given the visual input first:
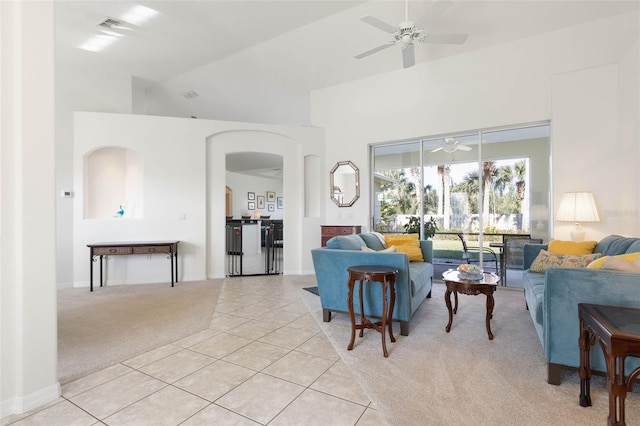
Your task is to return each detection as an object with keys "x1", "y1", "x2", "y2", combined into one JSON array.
[
  {"x1": 57, "y1": 280, "x2": 220, "y2": 384},
  {"x1": 301, "y1": 282, "x2": 640, "y2": 426}
]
